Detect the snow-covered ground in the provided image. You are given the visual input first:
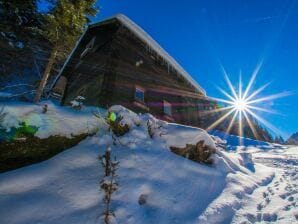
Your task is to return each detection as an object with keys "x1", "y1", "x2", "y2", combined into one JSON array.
[
  {"x1": 0, "y1": 103, "x2": 297, "y2": 223},
  {"x1": 0, "y1": 101, "x2": 102, "y2": 138},
  {"x1": 232, "y1": 147, "x2": 298, "y2": 223},
  {"x1": 209, "y1": 130, "x2": 282, "y2": 150}
]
